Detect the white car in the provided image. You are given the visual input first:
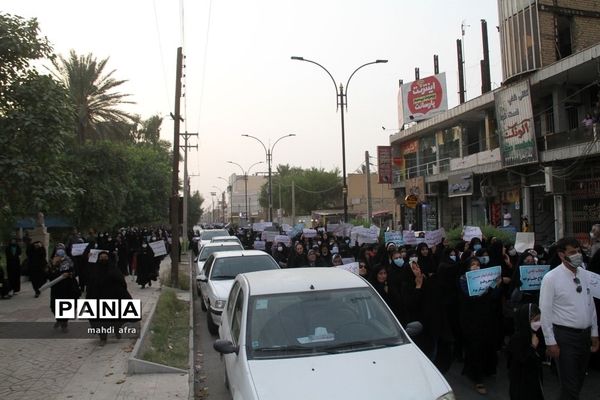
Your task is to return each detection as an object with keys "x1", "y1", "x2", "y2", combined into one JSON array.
[
  {"x1": 198, "y1": 229, "x2": 230, "y2": 250},
  {"x1": 196, "y1": 242, "x2": 244, "y2": 297},
  {"x1": 213, "y1": 268, "x2": 455, "y2": 400},
  {"x1": 198, "y1": 250, "x2": 279, "y2": 335},
  {"x1": 211, "y1": 236, "x2": 242, "y2": 245}
]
